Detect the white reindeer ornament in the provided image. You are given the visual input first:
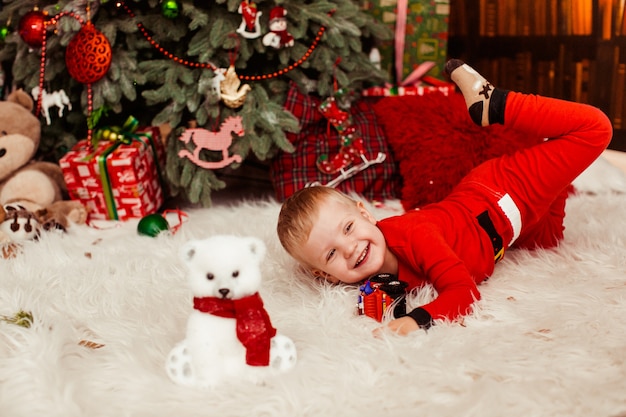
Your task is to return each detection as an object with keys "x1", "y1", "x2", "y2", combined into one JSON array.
[{"x1": 31, "y1": 87, "x2": 72, "y2": 125}]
